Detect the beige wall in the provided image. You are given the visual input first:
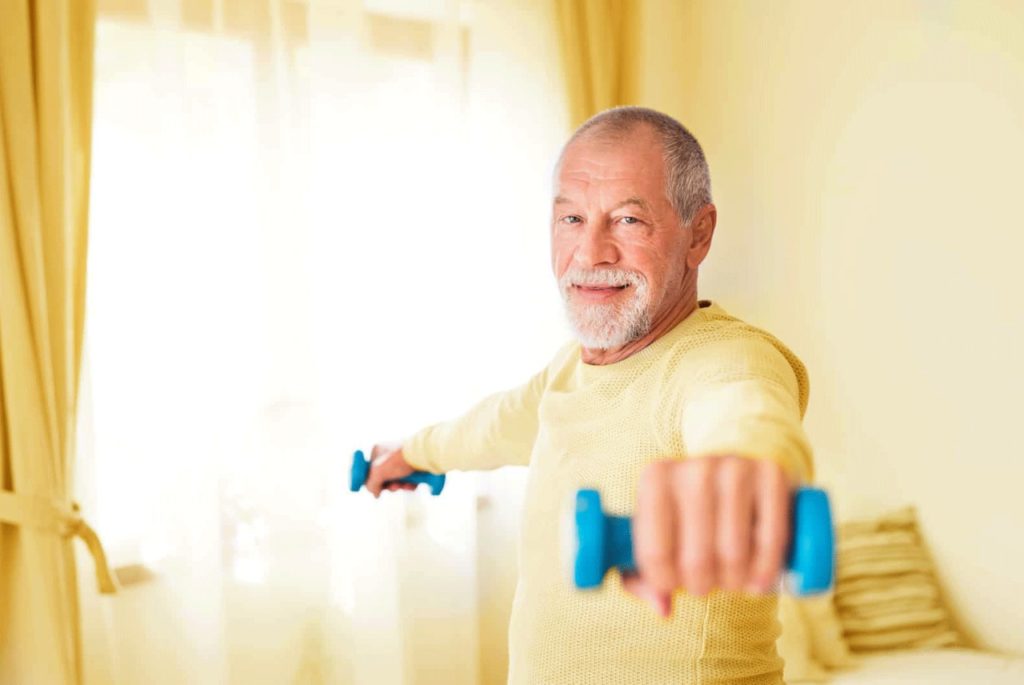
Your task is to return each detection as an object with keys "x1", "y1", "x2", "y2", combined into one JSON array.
[{"x1": 630, "y1": 0, "x2": 1024, "y2": 655}]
